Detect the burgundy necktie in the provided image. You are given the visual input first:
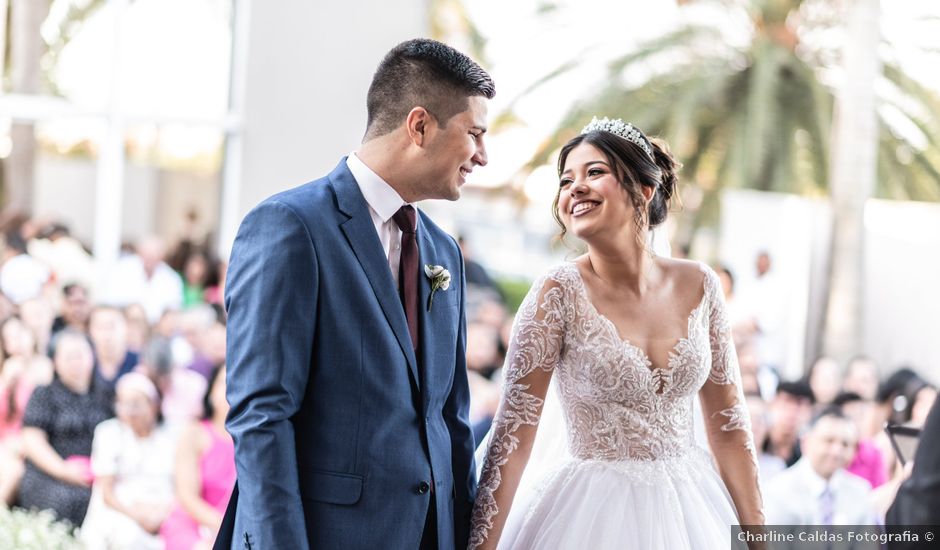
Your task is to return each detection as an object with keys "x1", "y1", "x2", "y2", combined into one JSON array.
[{"x1": 392, "y1": 205, "x2": 419, "y2": 350}]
